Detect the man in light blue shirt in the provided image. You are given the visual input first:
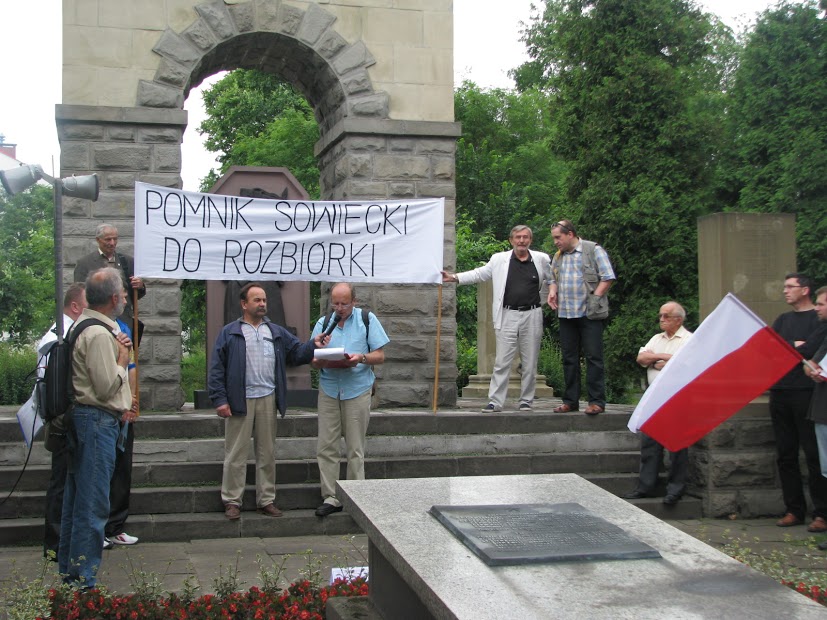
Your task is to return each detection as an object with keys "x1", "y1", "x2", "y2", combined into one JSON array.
[{"x1": 311, "y1": 283, "x2": 390, "y2": 517}]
